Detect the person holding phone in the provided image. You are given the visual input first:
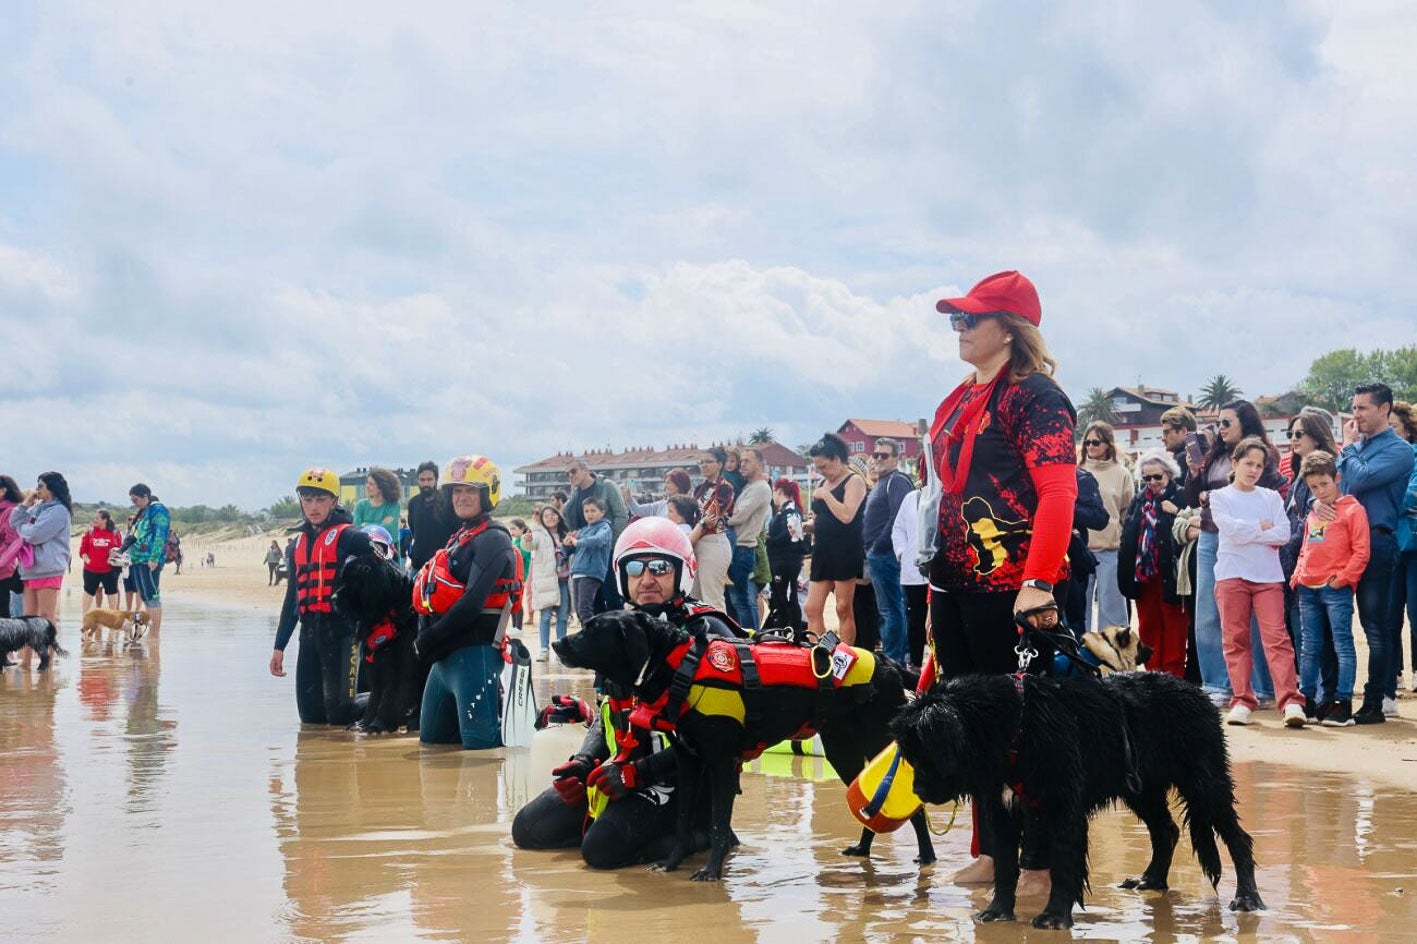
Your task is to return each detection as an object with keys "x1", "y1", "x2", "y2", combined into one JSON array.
[{"x1": 1159, "y1": 407, "x2": 1205, "y2": 491}]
